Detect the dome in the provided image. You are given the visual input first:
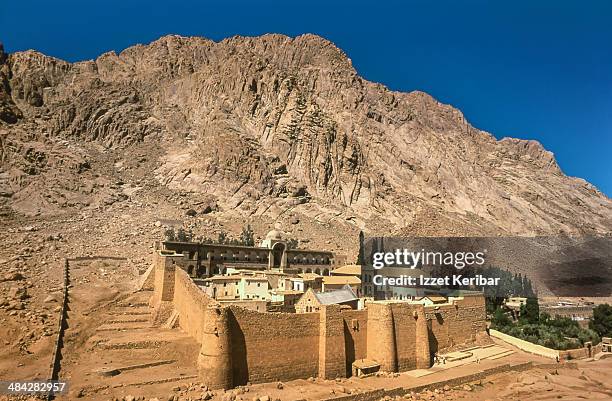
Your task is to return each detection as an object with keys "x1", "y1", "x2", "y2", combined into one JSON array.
[{"x1": 265, "y1": 229, "x2": 283, "y2": 241}]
